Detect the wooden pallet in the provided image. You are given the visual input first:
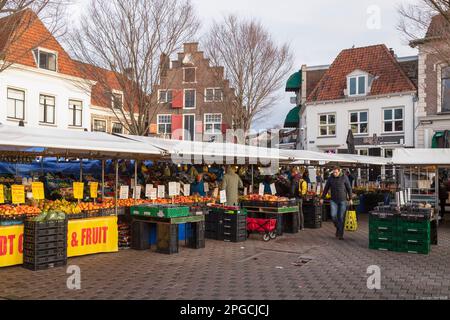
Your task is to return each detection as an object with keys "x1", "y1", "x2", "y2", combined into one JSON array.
[{"x1": 242, "y1": 206, "x2": 299, "y2": 214}]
